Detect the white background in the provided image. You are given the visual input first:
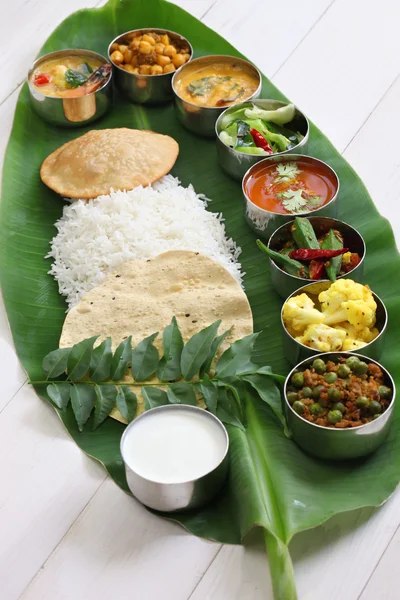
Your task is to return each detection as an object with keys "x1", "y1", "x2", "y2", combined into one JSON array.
[{"x1": 1, "y1": 1, "x2": 400, "y2": 598}]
